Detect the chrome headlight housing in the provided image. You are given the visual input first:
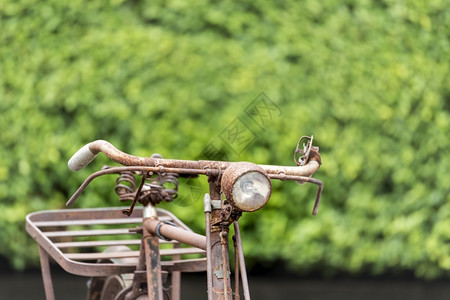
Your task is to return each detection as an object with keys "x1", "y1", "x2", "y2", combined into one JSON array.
[{"x1": 221, "y1": 162, "x2": 272, "y2": 212}]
